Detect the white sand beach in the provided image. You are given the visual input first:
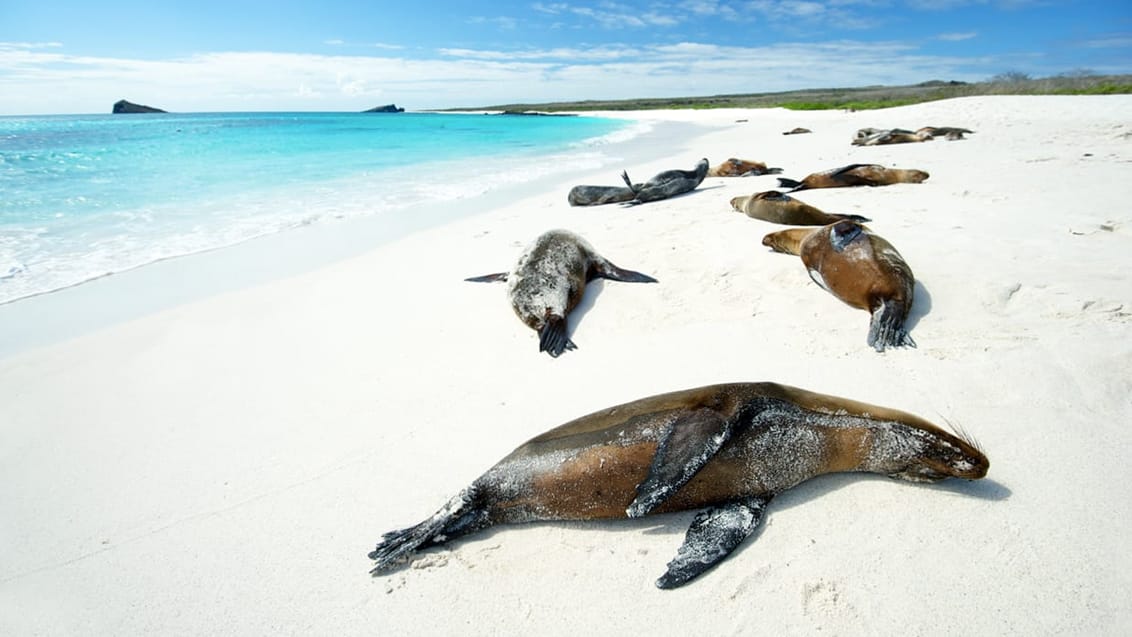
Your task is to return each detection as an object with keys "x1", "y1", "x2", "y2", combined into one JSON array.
[{"x1": 2, "y1": 96, "x2": 1130, "y2": 635}]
